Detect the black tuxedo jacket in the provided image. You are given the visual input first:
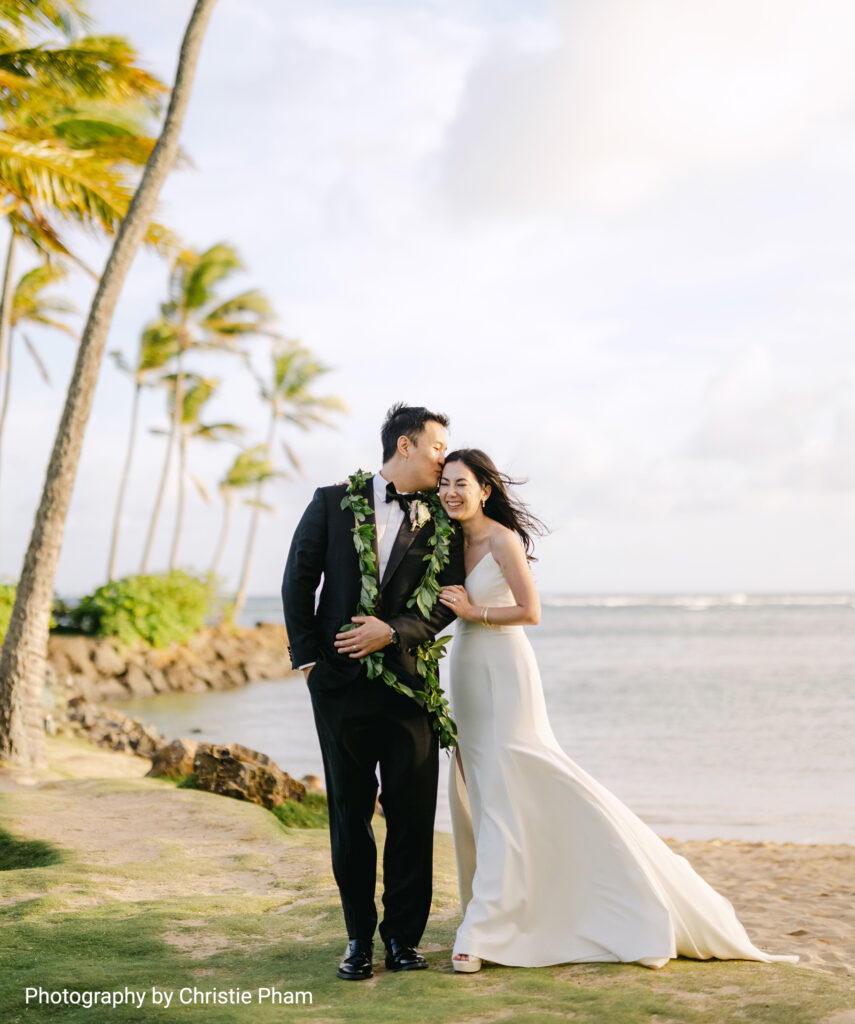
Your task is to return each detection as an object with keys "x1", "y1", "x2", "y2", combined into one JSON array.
[{"x1": 282, "y1": 476, "x2": 465, "y2": 692}]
